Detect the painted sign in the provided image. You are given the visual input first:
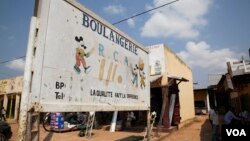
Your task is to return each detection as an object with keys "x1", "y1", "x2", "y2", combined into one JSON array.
[
  {"x1": 147, "y1": 44, "x2": 166, "y2": 75},
  {"x1": 29, "y1": 0, "x2": 149, "y2": 112}
]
